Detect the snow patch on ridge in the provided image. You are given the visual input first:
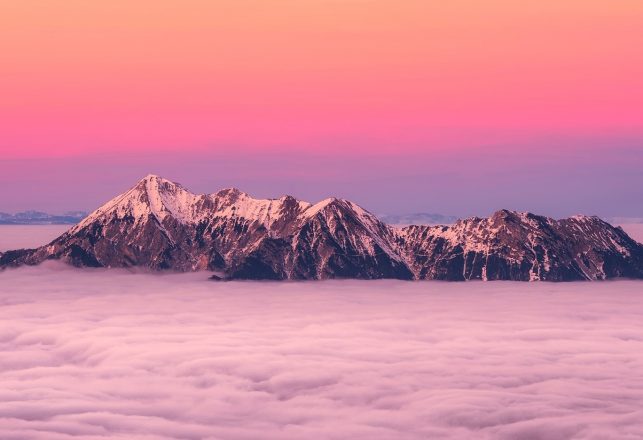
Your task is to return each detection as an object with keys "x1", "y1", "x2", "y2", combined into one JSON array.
[{"x1": 214, "y1": 190, "x2": 312, "y2": 229}]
